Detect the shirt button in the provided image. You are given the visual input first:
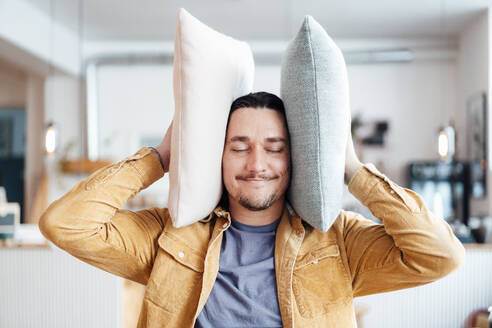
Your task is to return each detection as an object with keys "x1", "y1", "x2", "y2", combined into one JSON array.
[
  {"x1": 312, "y1": 259, "x2": 319, "y2": 264},
  {"x1": 222, "y1": 223, "x2": 228, "y2": 229},
  {"x1": 390, "y1": 190, "x2": 395, "y2": 194},
  {"x1": 178, "y1": 252, "x2": 185, "y2": 258}
]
